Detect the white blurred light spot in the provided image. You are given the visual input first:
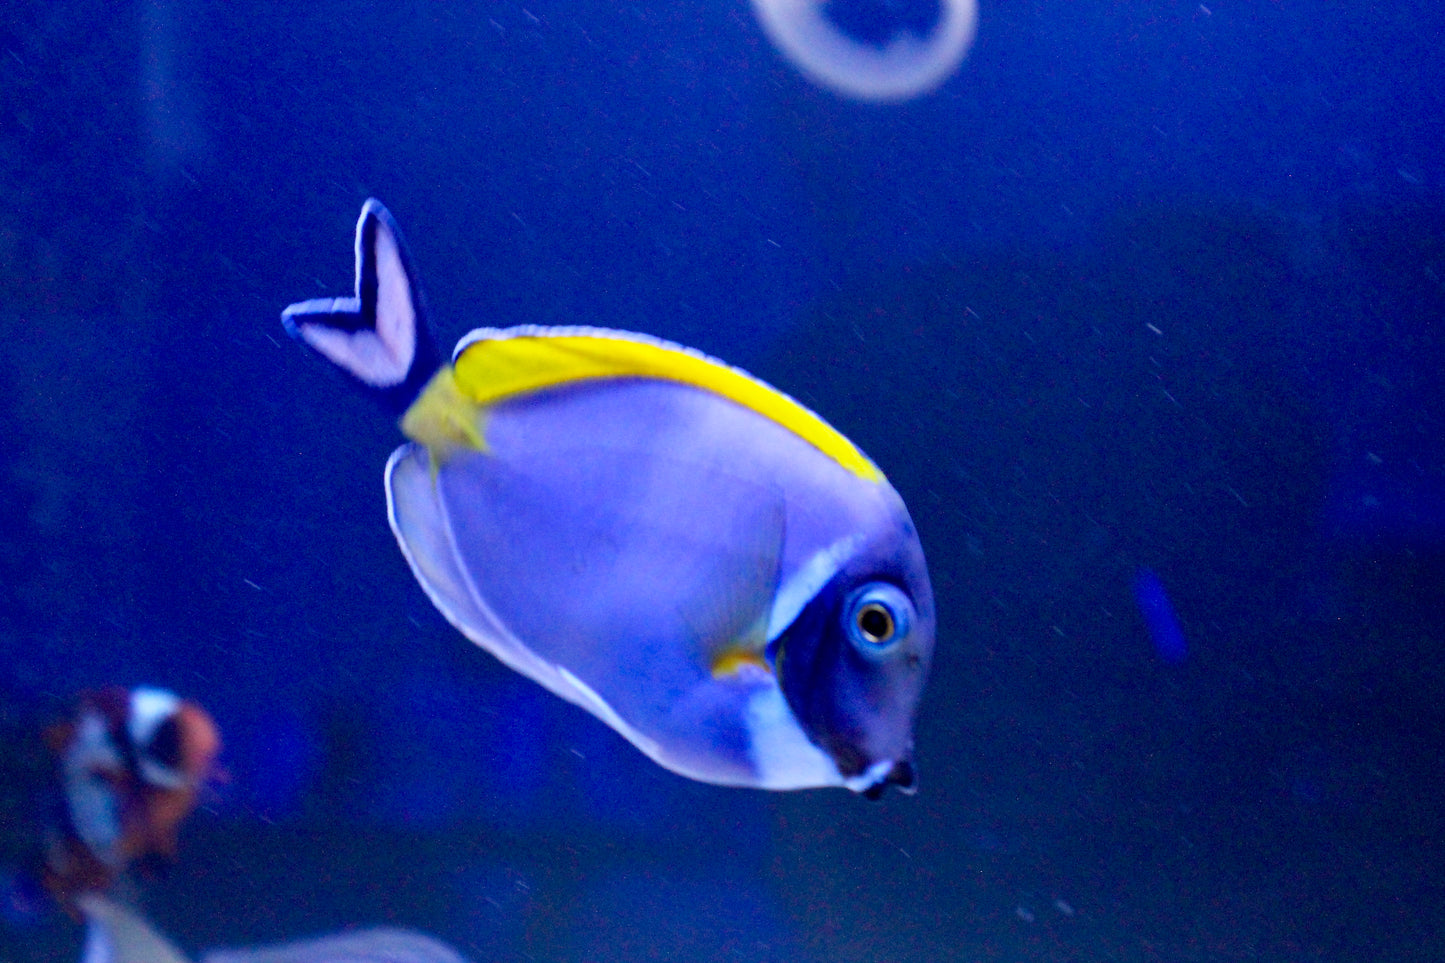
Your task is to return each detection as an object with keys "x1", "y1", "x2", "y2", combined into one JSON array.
[{"x1": 750, "y1": 0, "x2": 979, "y2": 102}]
